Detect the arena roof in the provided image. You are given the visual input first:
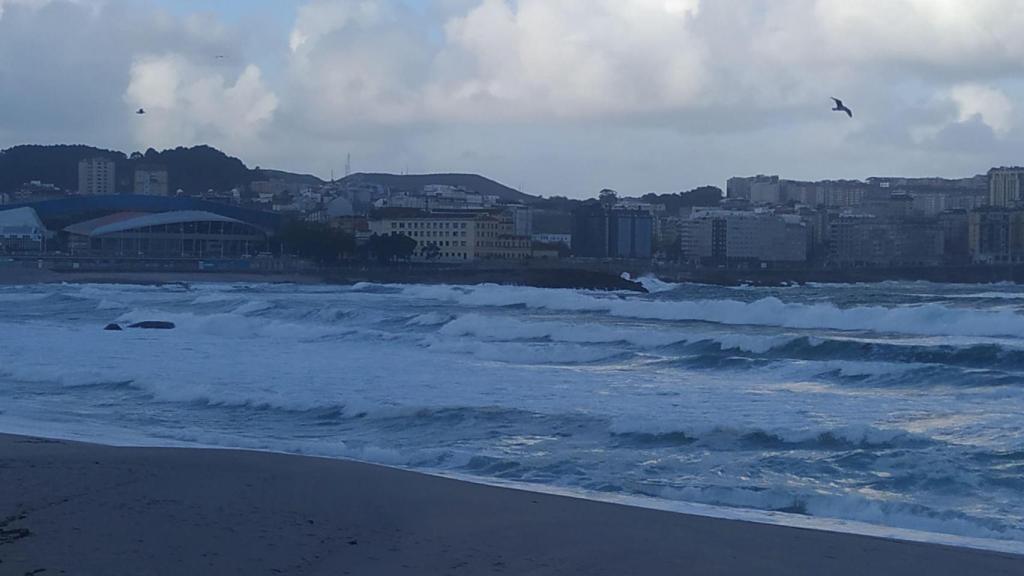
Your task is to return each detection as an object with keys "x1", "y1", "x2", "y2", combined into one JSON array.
[
  {"x1": 0, "y1": 207, "x2": 48, "y2": 236},
  {"x1": 65, "y1": 211, "x2": 257, "y2": 238},
  {"x1": 6, "y1": 195, "x2": 282, "y2": 233}
]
